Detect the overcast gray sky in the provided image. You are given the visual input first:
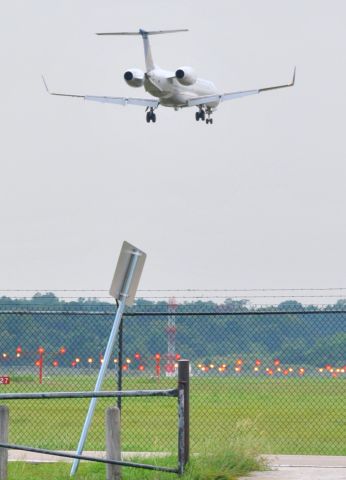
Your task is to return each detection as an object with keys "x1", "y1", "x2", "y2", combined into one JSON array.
[{"x1": 0, "y1": 0, "x2": 345, "y2": 297}]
